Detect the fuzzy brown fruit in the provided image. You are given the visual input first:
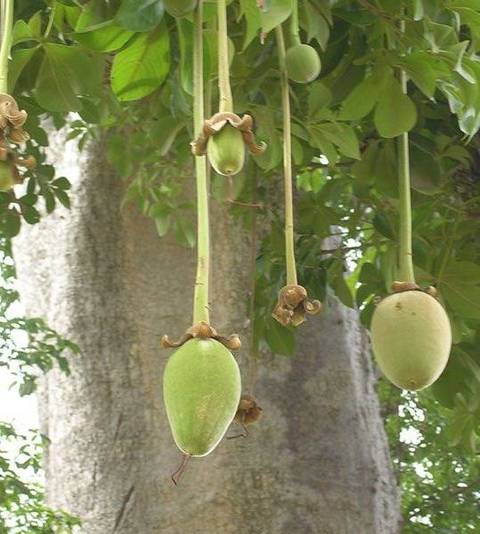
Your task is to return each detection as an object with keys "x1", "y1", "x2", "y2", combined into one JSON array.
[
  {"x1": 164, "y1": 0, "x2": 197, "y2": 18},
  {"x1": 370, "y1": 291, "x2": 451, "y2": 391},
  {"x1": 163, "y1": 338, "x2": 241, "y2": 457},
  {"x1": 207, "y1": 124, "x2": 245, "y2": 176},
  {"x1": 285, "y1": 44, "x2": 321, "y2": 84}
]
